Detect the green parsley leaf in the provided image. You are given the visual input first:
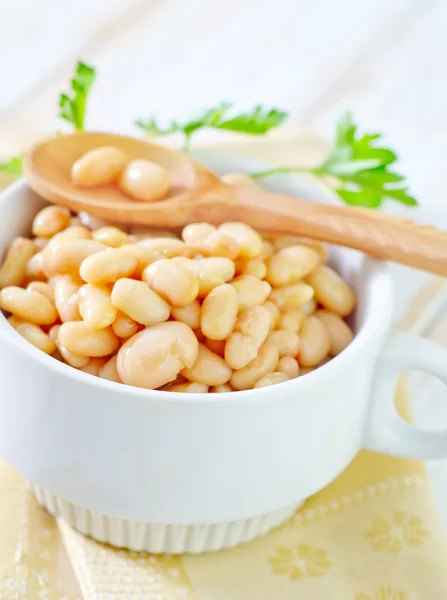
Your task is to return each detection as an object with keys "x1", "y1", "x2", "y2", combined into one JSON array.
[
  {"x1": 136, "y1": 102, "x2": 287, "y2": 151},
  {"x1": 0, "y1": 155, "x2": 23, "y2": 178},
  {"x1": 251, "y1": 111, "x2": 417, "y2": 209},
  {"x1": 135, "y1": 117, "x2": 181, "y2": 138},
  {"x1": 319, "y1": 112, "x2": 397, "y2": 175},
  {"x1": 58, "y1": 61, "x2": 96, "y2": 130},
  {"x1": 216, "y1": 106, "x2": 287, "y2": 134}
]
